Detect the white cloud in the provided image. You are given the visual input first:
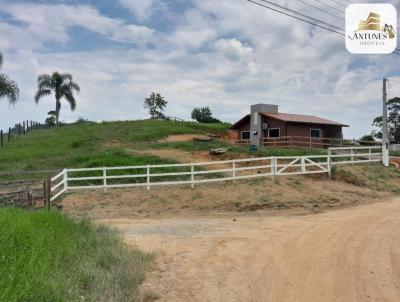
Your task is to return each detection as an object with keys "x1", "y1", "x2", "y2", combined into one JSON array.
[
  {"x1": 119, "y1": 0, "x2": 155, "y2": 21},
  {"x1": 0, "y1": 3, "x2": 155, "y2": 48},
  {"x1": 214, "y1": 39, "x2": 253, "y2": 61},
  {"x1": 1, "y1": 0, "x2": 399, "y2": 140}
]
